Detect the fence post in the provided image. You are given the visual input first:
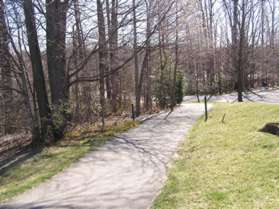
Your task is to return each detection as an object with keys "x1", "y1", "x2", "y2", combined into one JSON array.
[{"x1": 204, "y1": 96, "x2": 208, "y2": 122}]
